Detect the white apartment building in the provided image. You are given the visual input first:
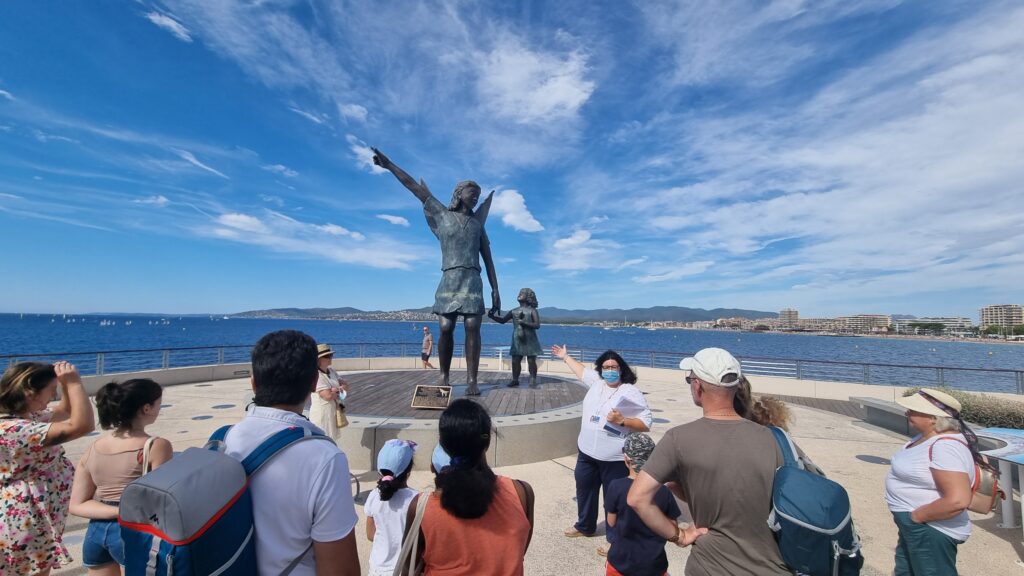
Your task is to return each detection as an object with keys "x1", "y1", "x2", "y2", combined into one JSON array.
[
  {"x1": 838, "y1": 314, "x2": 892, "y2": 333},
  {"x1": 892, "y1": 317, "x2": 973, "y2": 334},
  {"x1": 779, "y1": 308, "x2": 799, "y2": 329},
  {"x1": 980, "y1": 304, "x2": 1023, "y2": 329}
]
